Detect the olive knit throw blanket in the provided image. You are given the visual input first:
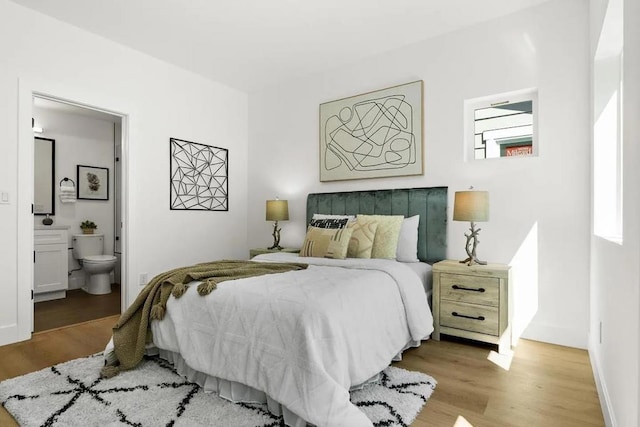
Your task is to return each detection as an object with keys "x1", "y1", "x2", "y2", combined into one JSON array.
[{"x1": 102, "y1": 260, "x2": 308, "y2": 377}]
